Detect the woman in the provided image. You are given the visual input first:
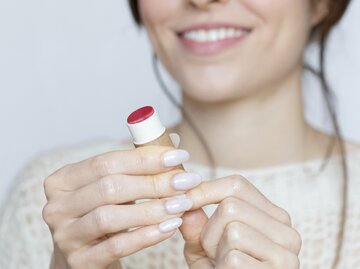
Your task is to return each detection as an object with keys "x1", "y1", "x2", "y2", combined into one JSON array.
[{"x1": 0, "y1": 0, "x2": 359, "y2": 268}]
